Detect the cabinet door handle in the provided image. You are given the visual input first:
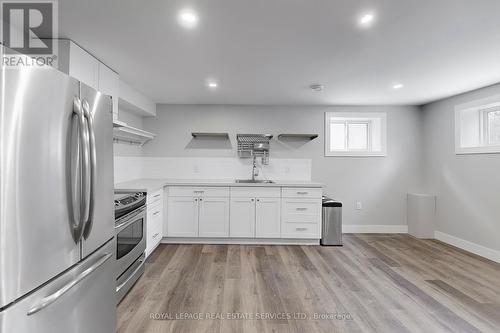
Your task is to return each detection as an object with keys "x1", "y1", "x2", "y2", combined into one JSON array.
[
  {"x1": 256, "y1": 199, "x2": 260, "y2": 202},
  {"x1": 194, "y1": 198, "x2": 198, "y2": 202},
  {"x1": 153, "y1": 194, "x2": 160, "y2": 198},
  {"x1": 296, "y1": 192, "x2": 308, "y2": 195},
  {"x1": 296, "y1": 227, "x2": 308, "y2": 231},
  {"x1": 296, "y1": 207, "x2": 307, "y2": 211},
  {"x1": 199, "y1": 198, "x2": 203, "y2": 201},
  {"x1": 153, "y1": 211, "x2": 160, "y2": 216},
  {"x1": 251, "y1": 199, "x2": 254, "y2": 202}
]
